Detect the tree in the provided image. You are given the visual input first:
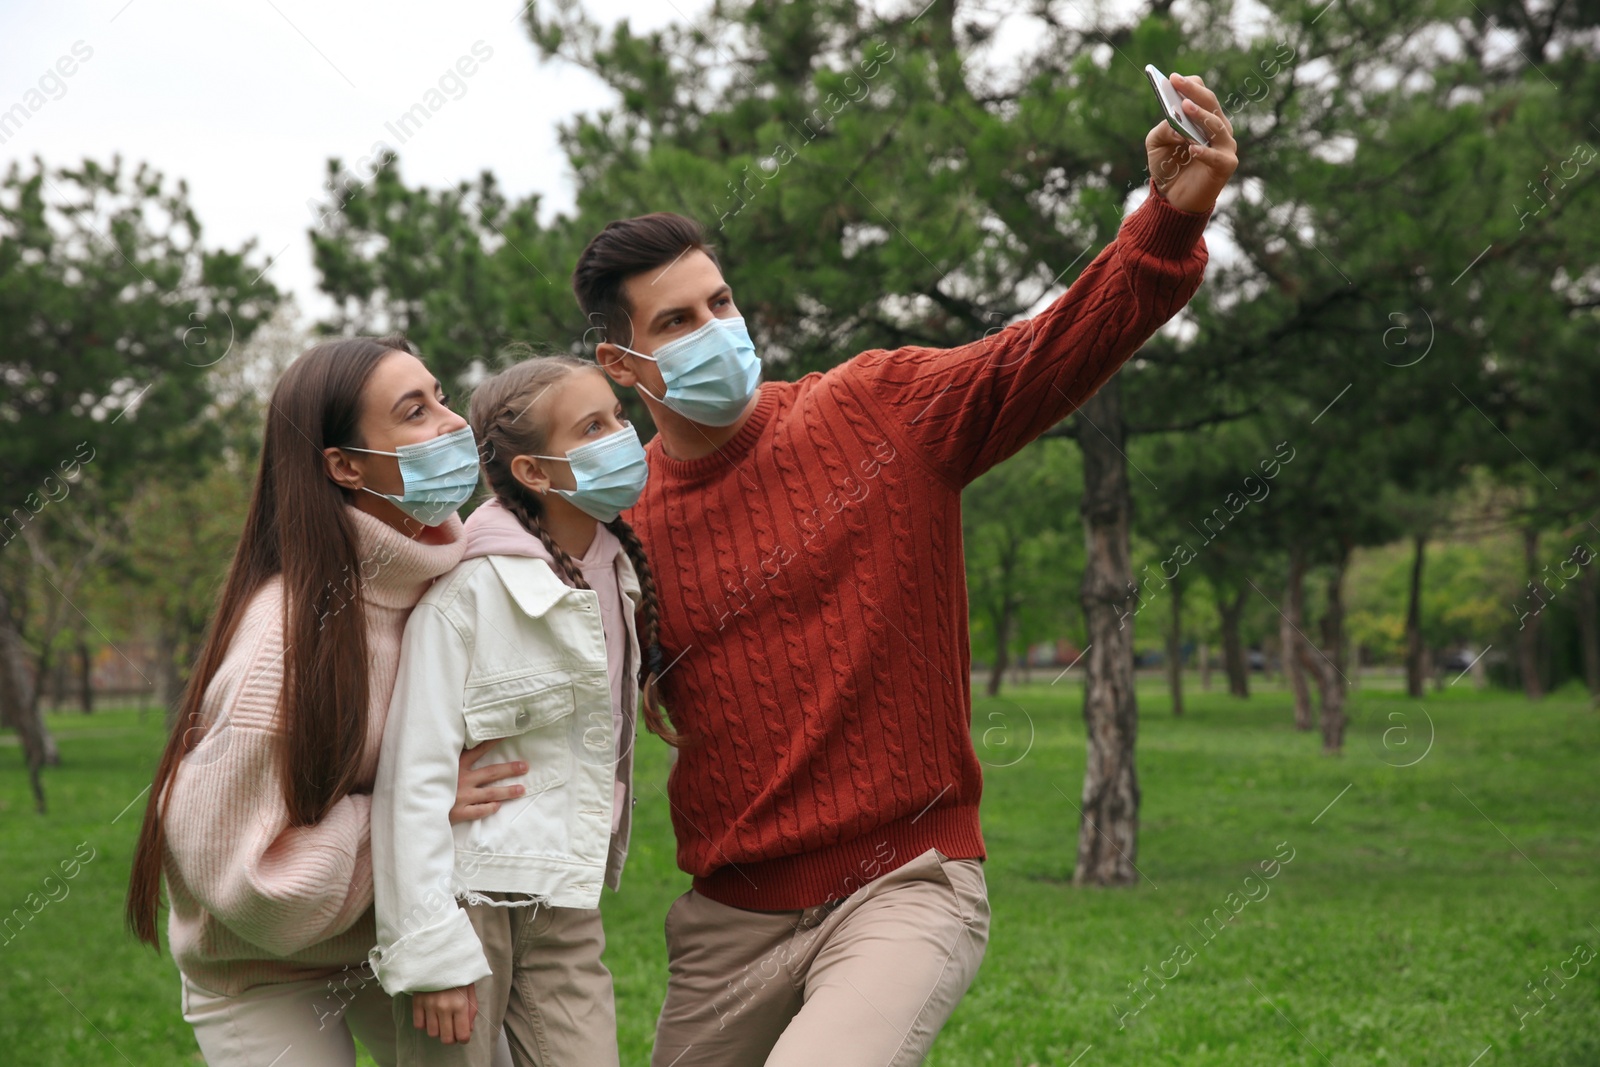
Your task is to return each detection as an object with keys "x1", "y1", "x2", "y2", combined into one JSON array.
[
  {"x1": 964, "y1": 438, "x2": 1081, "y2": 696},
  {"x1": 1134, "y1": 418, "x2": 1296, "y2": 713},
  {"x1": 0, "y1": 157, "x2": 278, "y2": 810}
]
